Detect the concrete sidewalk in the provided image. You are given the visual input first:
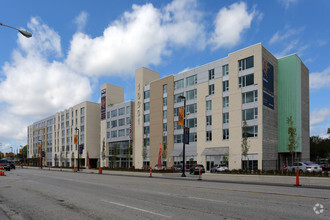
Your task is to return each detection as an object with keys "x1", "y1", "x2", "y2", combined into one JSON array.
[{"x1": 18, "y1": 166, "x2": 330, "y2": 189}]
